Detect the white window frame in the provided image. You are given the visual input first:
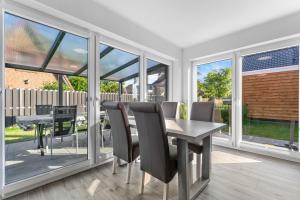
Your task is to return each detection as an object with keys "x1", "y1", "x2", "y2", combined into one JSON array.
[
  {"x1": 192, "y1": 53, "x2": 236, "y2": 148},
  {"x1": 0, "y1": 3, "x2": 94, "y2": 198},
  {"x1": 239, "y1": 39, "x2": 300, "y2": 158},
  {"x1": 0, "y1": 1, "x2": 177, "y2": 198},
  {"x1": 190, "y1": 37, "x2": 300, "y2": 162}
]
